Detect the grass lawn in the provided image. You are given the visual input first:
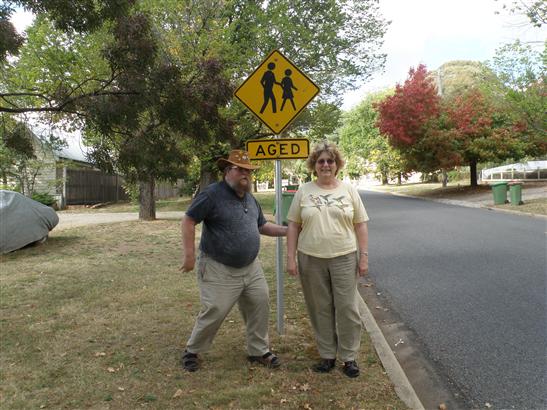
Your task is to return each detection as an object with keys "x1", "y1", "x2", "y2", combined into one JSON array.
[
  {"x1": 0, "y1": 212, "x2": 404, "y2": 408},
  {"x1": 59, "y1": 193, "x2": 276, "y2": 215},
  {"x1": 368, "y1": 181, "x2": 492, "y2": 198},
  {"x1": 492, "y1": 197, "x2": 547, "y2": 215}
]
